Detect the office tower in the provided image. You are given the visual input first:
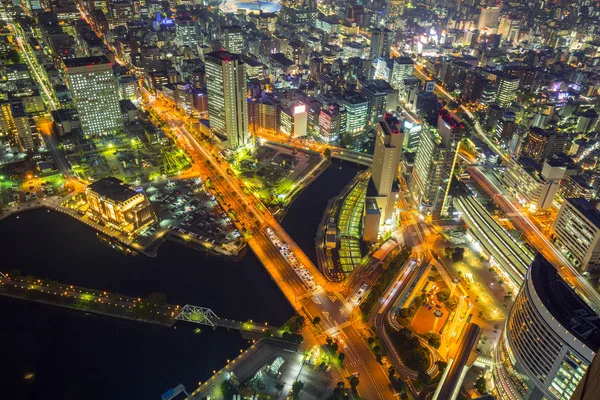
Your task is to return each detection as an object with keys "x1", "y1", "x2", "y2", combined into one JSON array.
[
  {"x1": 410, "y1": 109, "x2": 463, "y2": 218},
  {"x1": 64, "y1": 56, "x2": 123, "y2": 136},
  {"x1": 520, "y1": 127, "x2": 566, "y2": 163},
  {"x1": 369, "y1": 28, "x2": 393, "y2": 60},
  {"x1": 559, "y1": 175, "x2": 594, "y2": 202},
  {"x1": 496, "y1": 73, "x2": 519, "y2": 108},
  {"x1": 339, "y1": 93, "x2": 368, "y2": 136},
  {"x1": 205, "y1": 51, "x2": 249, "y2": 149},
  {"x1": 477, "y1": 6, "x2": 502, "y2": 31},
  {"x1": 221, "y1": 25, "x2": 244, "y2": 54},
  {"x1": 363, "y1": 114, "x2": 404, "y2": 242},
  {"x1": 175, "y1": 16, "x2": 197, "y2": 47},
  {"x1": 494, "y1": 111, "x2": 517, "y2": 148},
  {"x1": 553, "y1": 198, "x2": 600, "y2": 272},
  {"x1": 319, "y1": 104, "x2": 346, "y2": 143},
  {"x1": 0, "y1": 0, "x2": 15, "y2": 21},
  {"x1": 494, "y1": 254, "x2": 600, "y2": 400},
  {"x1": 361, "y1": 80, "x2": 397, "y2": 126}
]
